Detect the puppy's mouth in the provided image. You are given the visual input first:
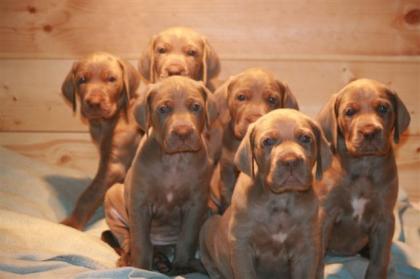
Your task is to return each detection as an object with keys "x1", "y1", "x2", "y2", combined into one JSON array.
[
  {"x1": 163, "y1": 136, "x2": 203, "y2": 154},
  {"x1": 82, "y1": 106, "x2": 116, "y2": 120},
  {"x1": 233, "y1": 121, "x2": 253, "y2": 140},
  {"x1": 265, "y1": 173, "x2": 311, "y2": 194},
  {"x1": 346, "y1": 138, "x2": 389, "y2": 157}
]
